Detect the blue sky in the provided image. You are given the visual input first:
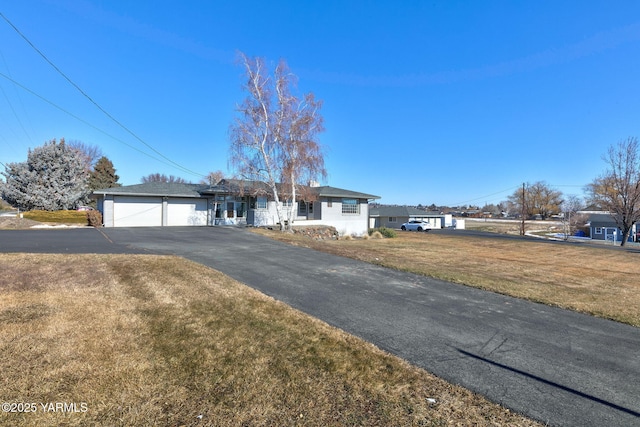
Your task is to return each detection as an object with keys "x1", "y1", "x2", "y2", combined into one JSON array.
[{"x1": 2, "y1": 1, "x2": 640, "y2": 206}]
